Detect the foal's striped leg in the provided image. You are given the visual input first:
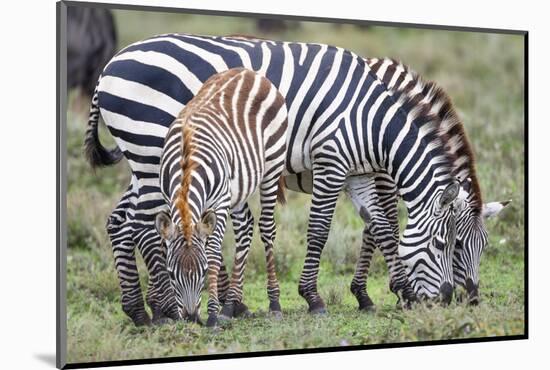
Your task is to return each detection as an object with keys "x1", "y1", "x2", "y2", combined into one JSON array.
[
  {"x1": 205, "y1": 210, "x2": 229, "y2": 327},
  {"x1": 259, "y1": 174, "x2": 284, "y2": 317},
  {"x1": 219, "y1": 203, "x2": 254, "y2": 320}
]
